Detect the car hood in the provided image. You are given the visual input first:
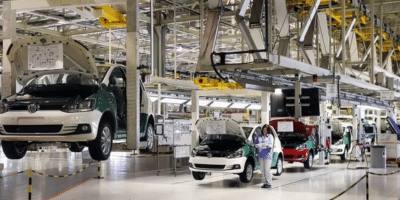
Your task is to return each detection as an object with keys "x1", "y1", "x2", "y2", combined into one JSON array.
[
  {"x1": 195, "y1": 117, "x2": 246, "y2": 139},
  {"x1": 7, "y1": 35, "x2": 98, "y2": 85}
]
